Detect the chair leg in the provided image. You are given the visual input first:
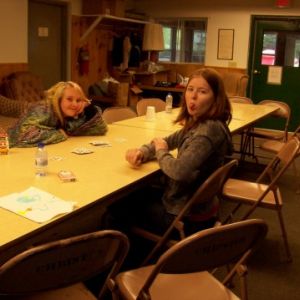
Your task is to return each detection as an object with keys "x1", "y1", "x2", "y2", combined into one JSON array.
[
  {"x1": 240, "y1": 128, "x2": 258, "y2": 163},
  {"x1": 240, "y1": 131, "x2": 250, "y2": 162},
  {"x1": 276, "y1": 208, "x2": 292, "y2": 262},
  {"x1": 222, "y1": 202, "x2": 243, "y2": 224},
  {"x1": 237, "y1": 265, "x2": 248, "y2": 300},
  {"x1": 291, "y1": 160, "x2": 300, "y2": 194}
]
